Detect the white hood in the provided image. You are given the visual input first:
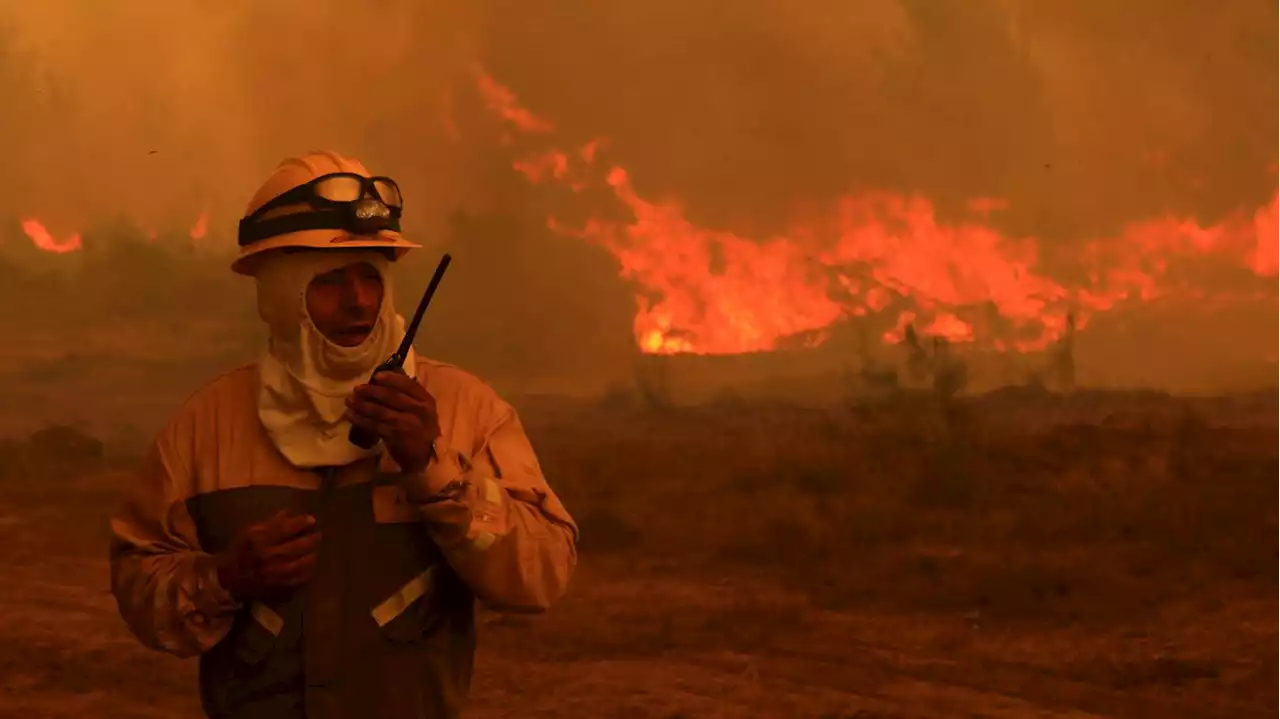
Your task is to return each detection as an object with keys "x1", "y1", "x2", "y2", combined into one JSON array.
[{"x1": 253, "y1": 249, "x2": 417, "y2": 468}]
